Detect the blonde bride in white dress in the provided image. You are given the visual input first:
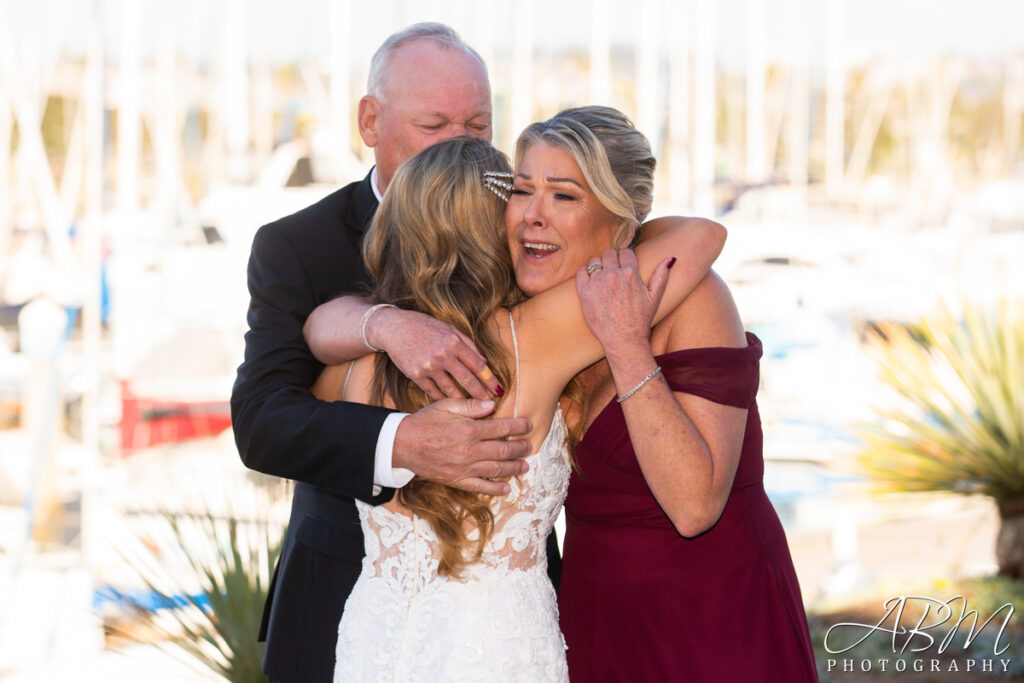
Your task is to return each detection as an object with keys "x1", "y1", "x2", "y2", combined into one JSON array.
[{"x1": 305, "y1": 133, "x2": 720, "y2": 682}]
